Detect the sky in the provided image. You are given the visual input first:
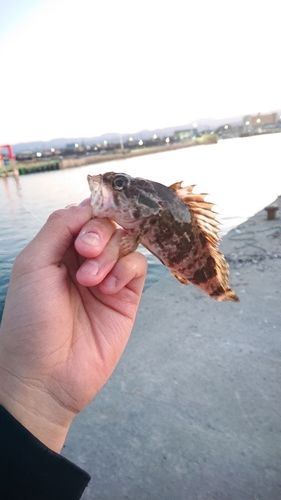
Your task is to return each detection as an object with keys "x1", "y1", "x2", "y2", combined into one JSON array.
[{"x1": 0, "y1": 0, "x2": 280, "y2": 145}]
